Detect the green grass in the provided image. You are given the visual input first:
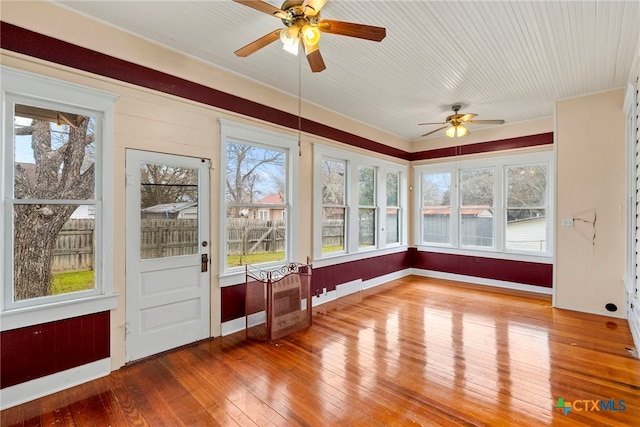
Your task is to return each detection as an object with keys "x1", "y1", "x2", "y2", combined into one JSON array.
[
  {"x1": 322, "y1": 244, "x2": 344, "y2": 253},
  {"x1": 51, "y1": 270, "x2": 95, "y2": 295},
  {"x1": 227, "y1": 251, "x2": 285, "y2": 267}
]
